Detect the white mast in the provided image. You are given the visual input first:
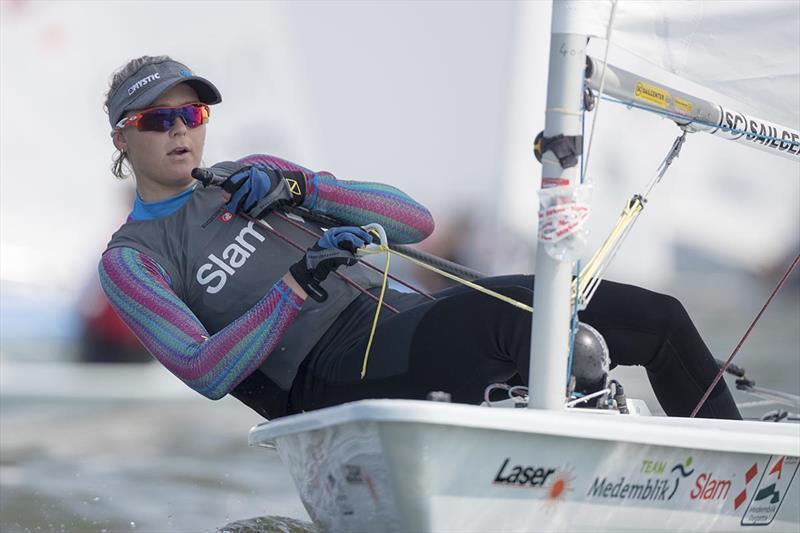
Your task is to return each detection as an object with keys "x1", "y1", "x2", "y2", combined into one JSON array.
[{"x1": 527, "y1": 1, "x2": 588, "y2": 410}]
